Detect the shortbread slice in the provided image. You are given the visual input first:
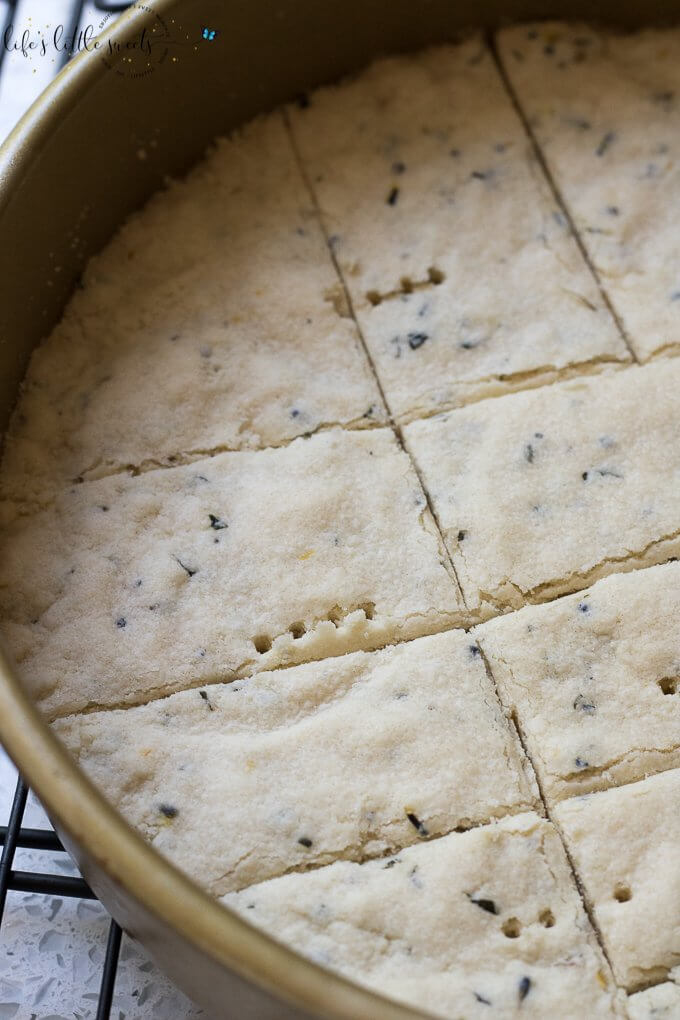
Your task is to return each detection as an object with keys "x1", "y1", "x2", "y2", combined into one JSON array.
[
  {"x1": 626, "y1": 970, "x2": 680, "y2": 1020},
  {"x1": 54, "y1": 631, "x2": 538, "y2": 896},
  {"x1": 225, "y1": 814, "x2": 621, "y2": 1018},
  {"x1": 498, "y1": 23, "x2": 680, "y2": 362},
  {"x1": 477, "y1": 562, "x2": 680, "y2": 802},
  {"x1": 288, "y1": 40, "x2": 628, "y2": 423},
  {"x1": 555, "y1": 770, "x2": 680, "y2": 989},
  {"x1": 403, "y1": 360, "x2": 680, "y2": 615},
  {"x1": 0, "y1": 428, "x2": 465, "y2": 719},
  {"x1": 1, "y1": 112, "x2": 385, "y2": 502}
]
